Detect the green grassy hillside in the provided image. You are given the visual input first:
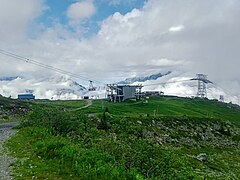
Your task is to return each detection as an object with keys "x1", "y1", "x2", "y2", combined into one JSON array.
[
  {"x1": 33, "y1": 99, "x2": 87, "y2": 109},
  {"x1": 0, "y1": 95, "x2": 30, "y2": 123},
  {"x1": 3, "y1": 96, "x2": 240, "y2": 179},
  {"x1": 87, "y1": 97, "x2": 240, "y2": 121}
]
